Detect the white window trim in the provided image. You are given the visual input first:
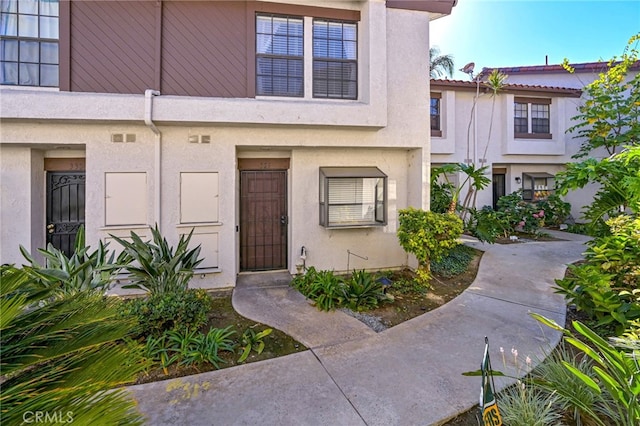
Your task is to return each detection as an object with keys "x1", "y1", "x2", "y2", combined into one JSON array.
[
  {"x1": 255, "y1": 15, "x2": 359, "y2": 101},
  {"x1": 319, "y1": 167, "x2": 387, "y2": 229}
]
